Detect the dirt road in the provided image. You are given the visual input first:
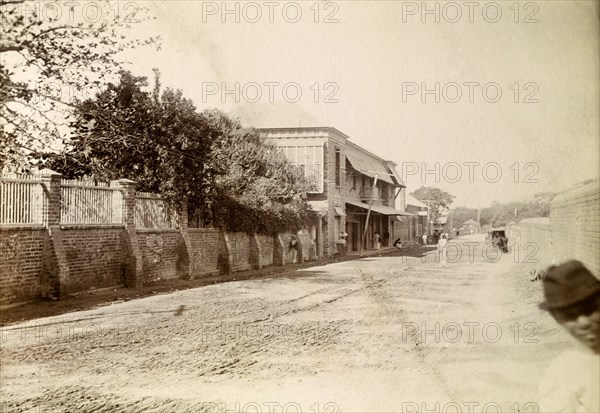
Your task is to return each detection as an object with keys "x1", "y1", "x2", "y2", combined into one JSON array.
[{"x1": 1, "y1": 234, "x2": 572, "y2": 412}]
